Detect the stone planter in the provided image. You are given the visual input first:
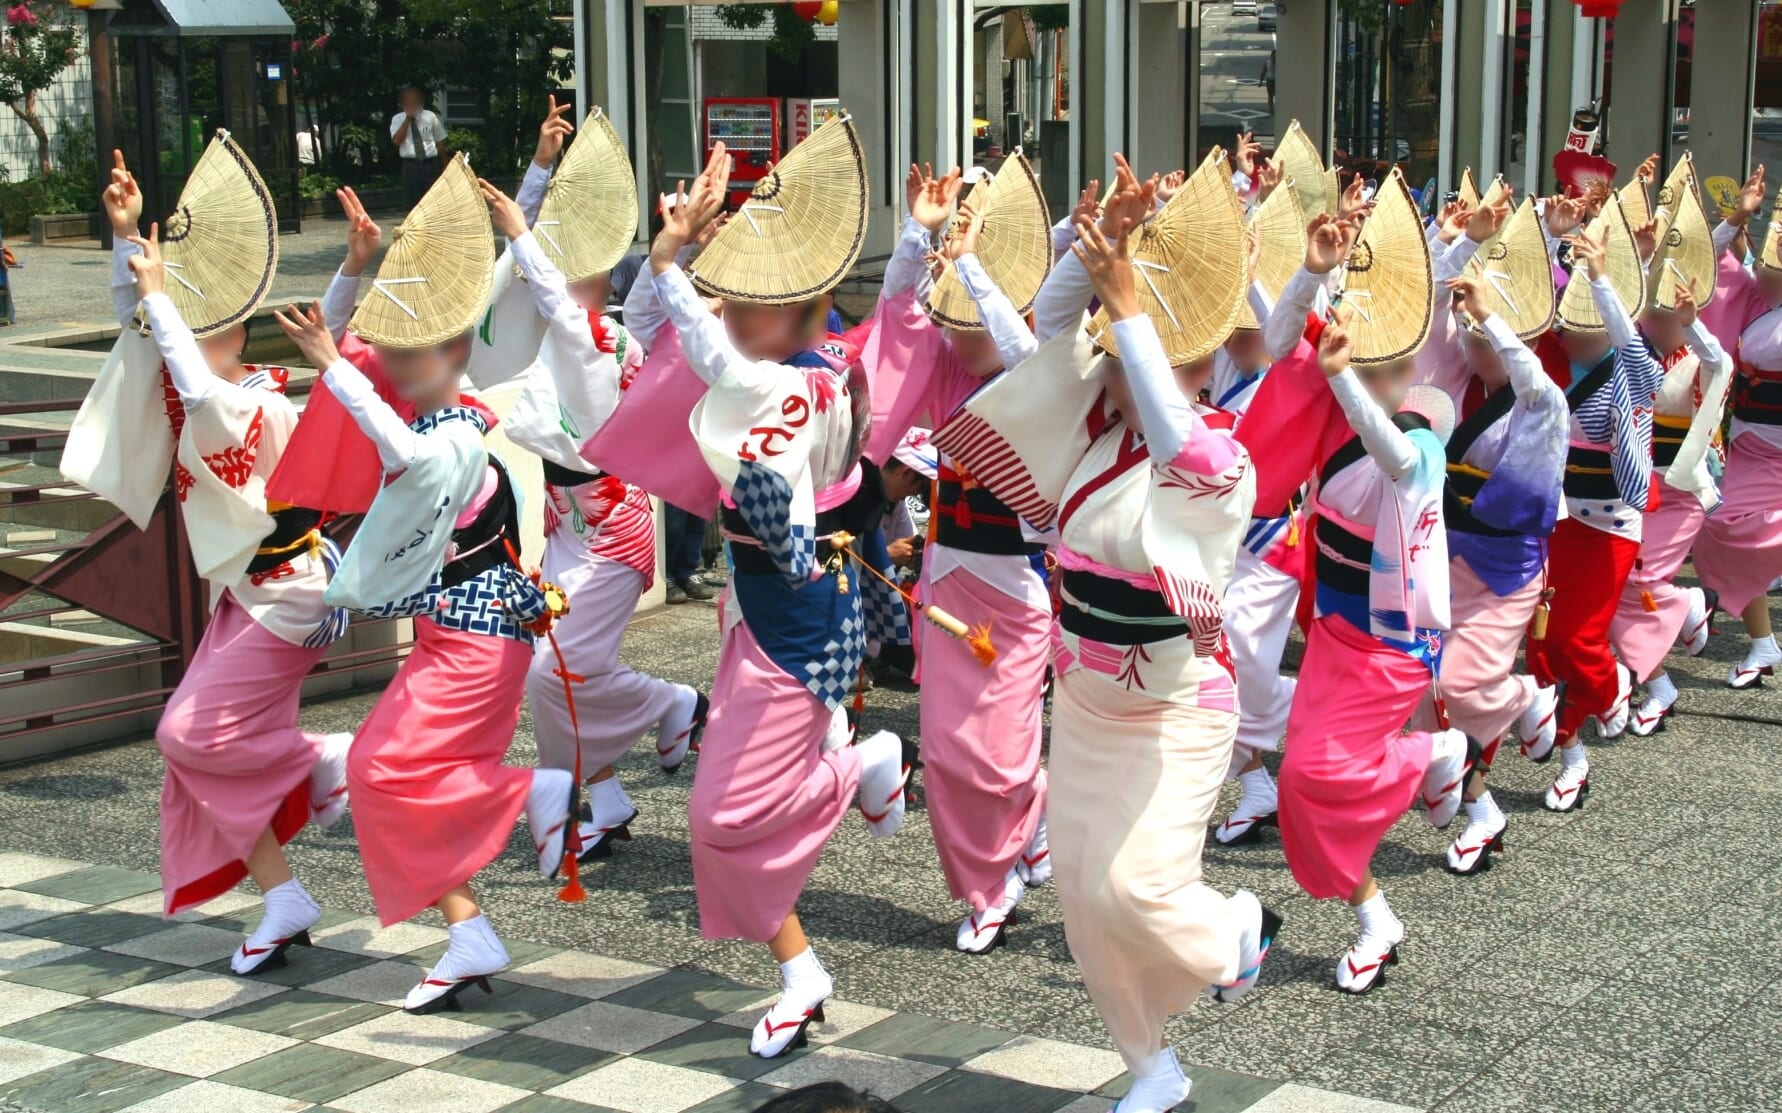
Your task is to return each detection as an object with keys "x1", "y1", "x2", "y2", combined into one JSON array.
[{"x1": 28, "y1": 212, "x2": 102, "y2": 245}]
